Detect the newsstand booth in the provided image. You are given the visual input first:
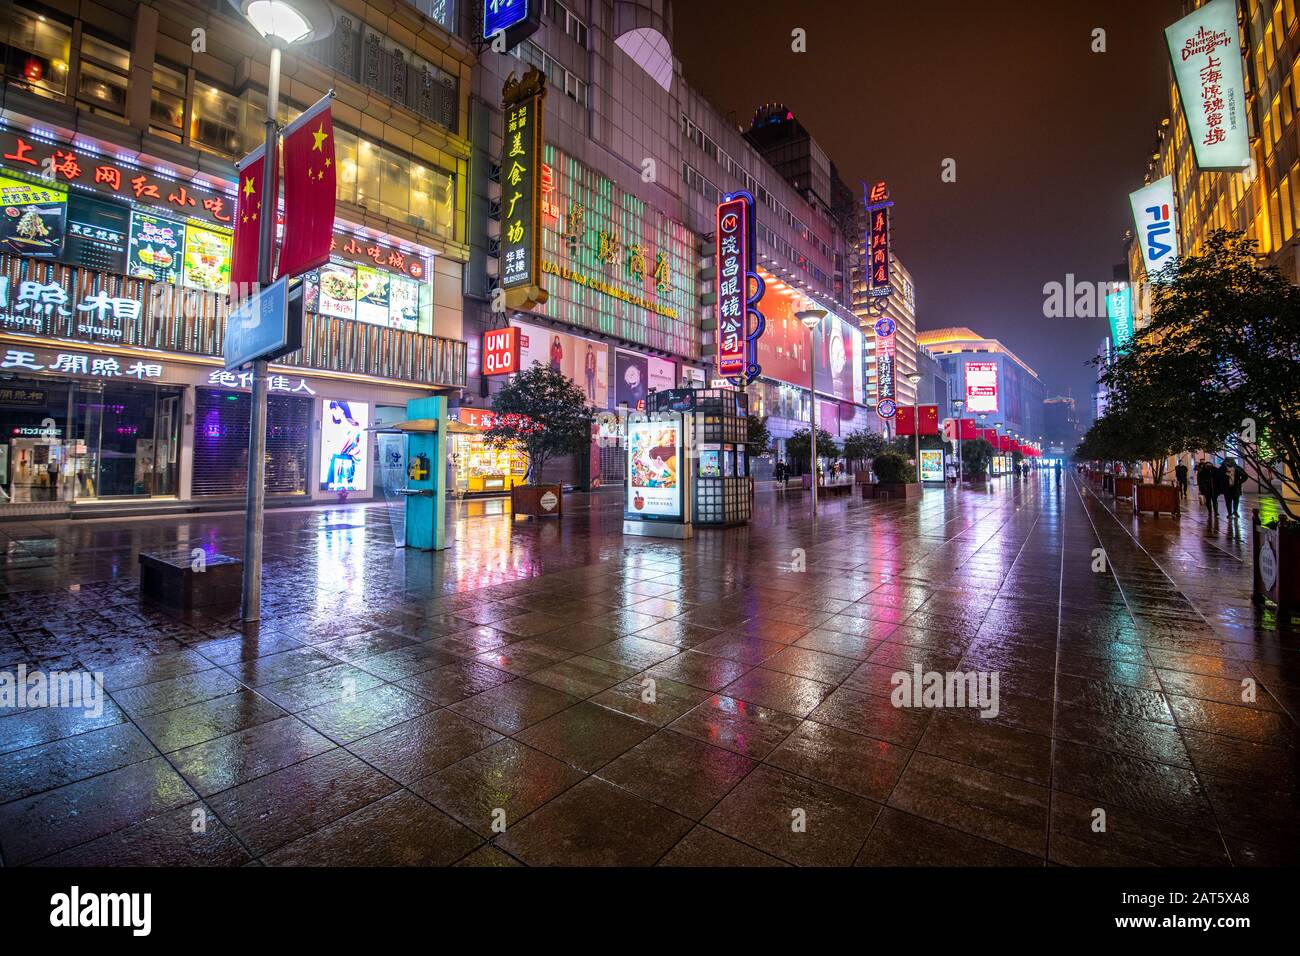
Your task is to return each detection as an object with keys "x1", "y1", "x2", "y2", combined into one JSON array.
[{"x1": 623, "y1": 388, "x2": 751, "y2": 539}]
